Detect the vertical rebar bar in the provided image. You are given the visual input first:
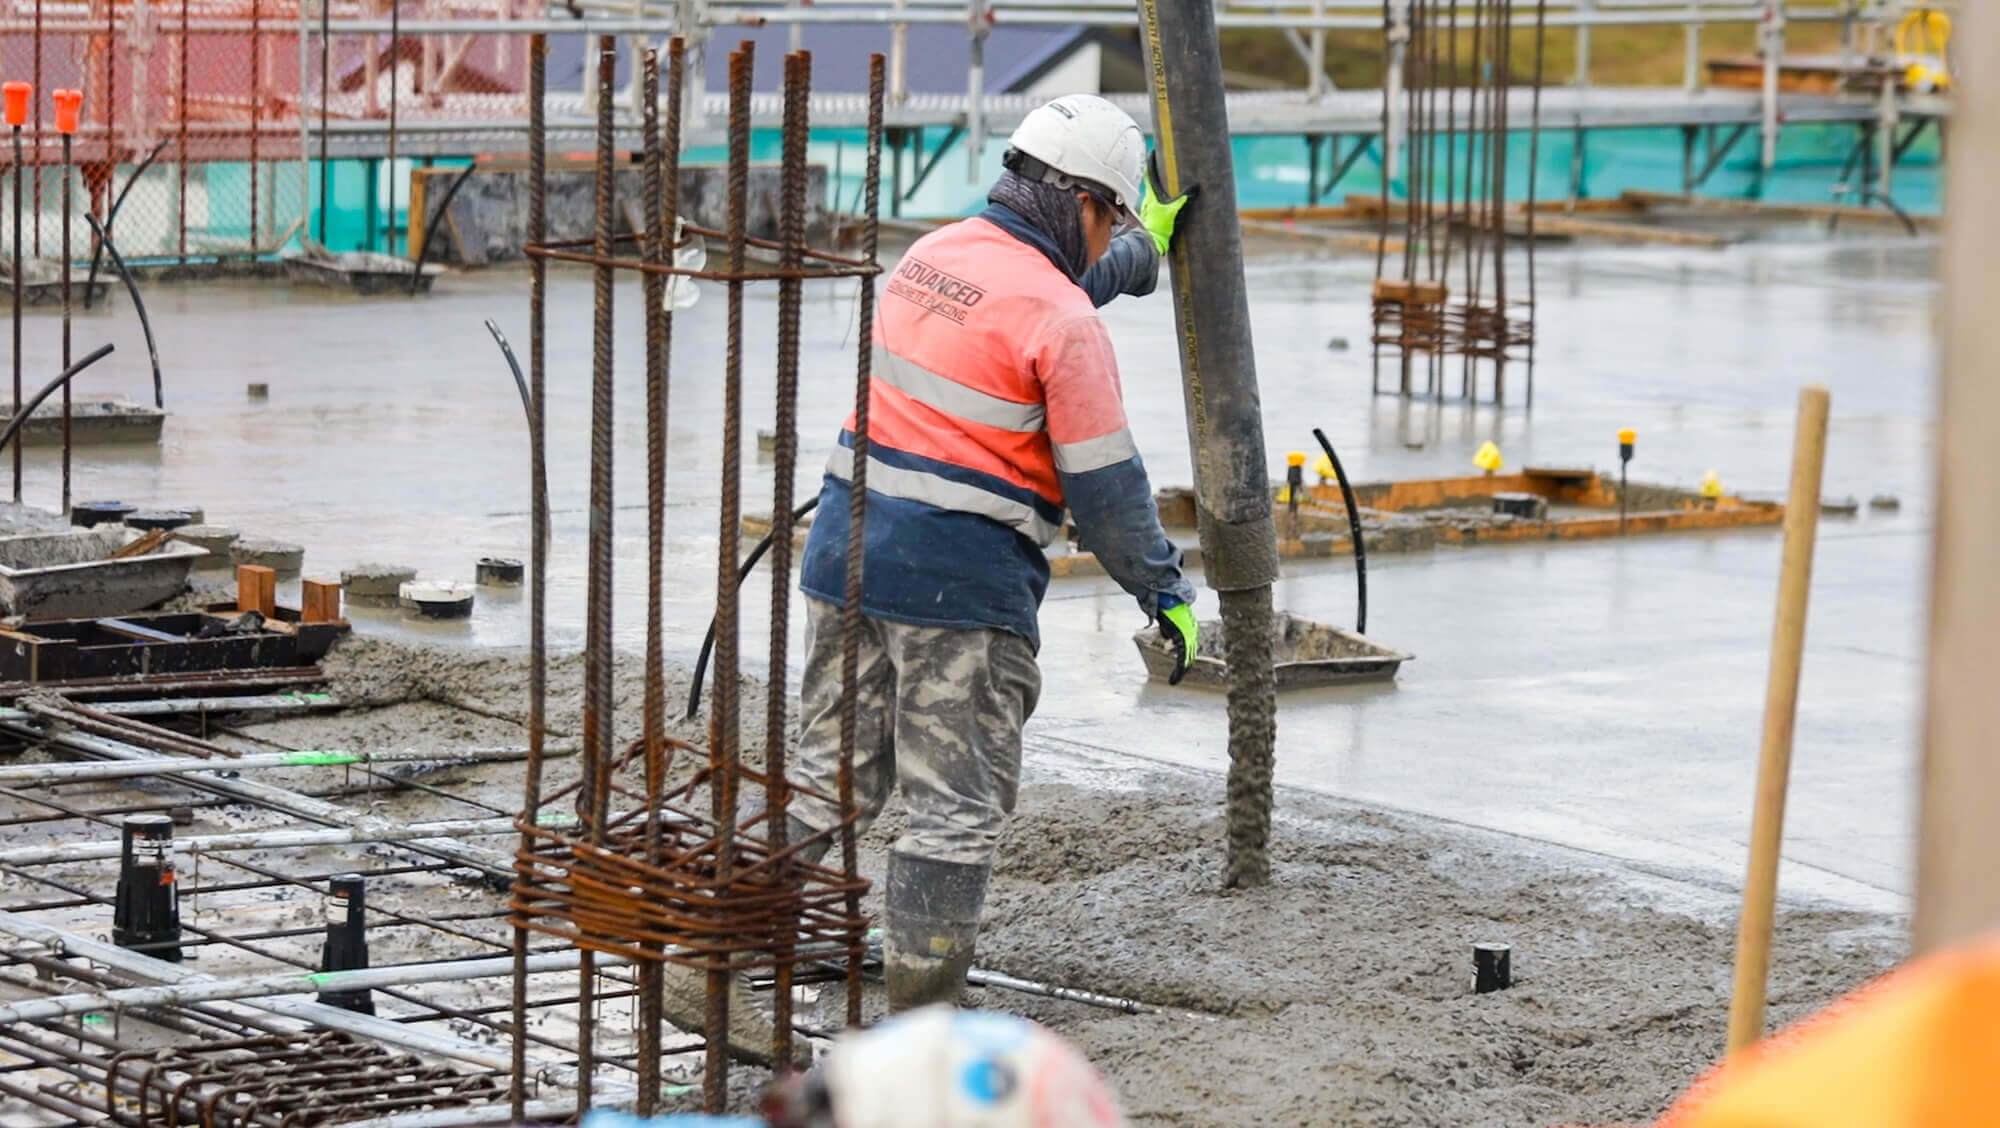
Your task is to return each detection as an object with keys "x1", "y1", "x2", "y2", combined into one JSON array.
[
  {"x1": 12, "y1": 123, "x2": 22, "y2": 505},
  {"x1": 765, "y1": 46, "x2": 811, "y2": 1074},
  {"x1": 509, "y1": 33, "x2": 548, "y2": 1124},
  {"x1": 839, "y1": 51, "x2": 885, "y2": 1031},
  {"x1": 61, "y1": 130, "x2": 72, "y2": 514},
  {"x1": 33, "y1": 0, "x2": 42, "y2": 259},
  {"x1": 319, "y1": 0, "x2": 331, "y2": 244},
  {"x1": 1371, "y1": 0, "x2": 1391, "y2": 397},
  {"x1": 106, "y1": 0, "x2": 115, "y2": 187},
  {"x1": 179, "y1": 0, "x2": 189, "y2": 261},
  {"x1": 388, "y1": 0, "x2": 401, "y2": 255},
  {"x1": 1491, "y1": 0, "x2": 1512, "y2": 404},
  {"x1": 706, "y1": 39, "x2": 753, "y2": 1114},
  {"x1": 636, "y1": 44, "x2": 667, "y2": 1117},
  {"x1": 1525, "y1": 0, "x2": 1546, "y2": 409},
  {"x1": 251, "y1": 0, "x2": 262, "y2": 253},
  {"x1": 577, "y1": 33, "x2": 619, "y2": 1113}
]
